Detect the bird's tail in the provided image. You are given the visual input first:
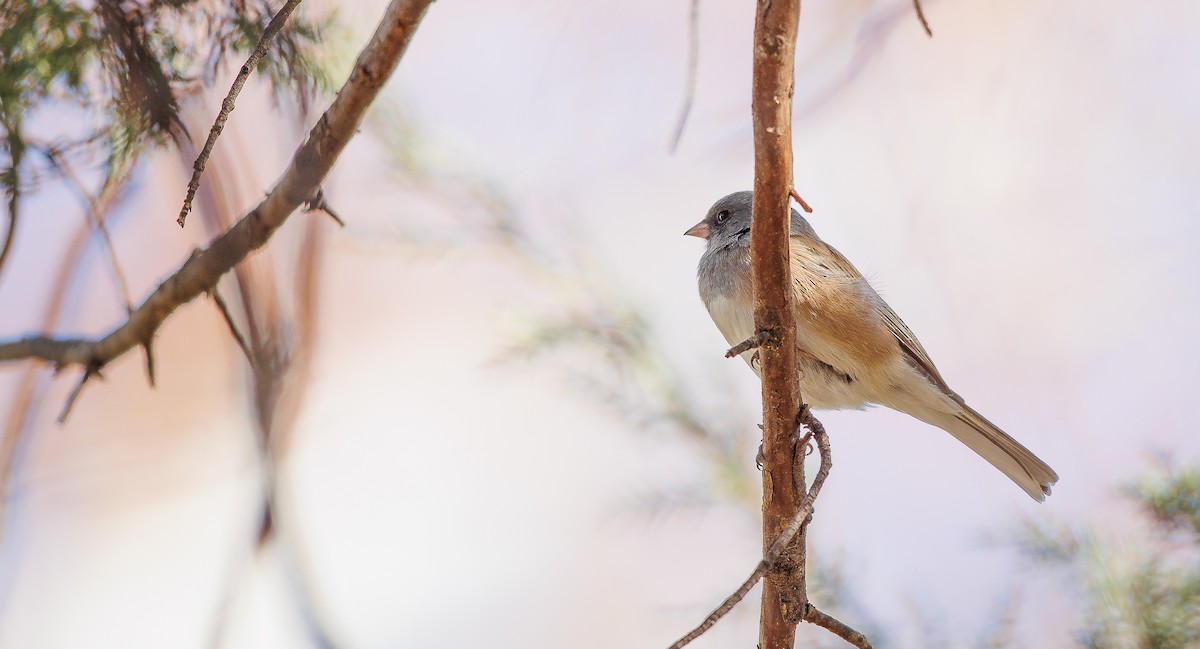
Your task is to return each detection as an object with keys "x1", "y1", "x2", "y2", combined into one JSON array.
[{"x1": 920, "y1": 404, "x2": 1059, "y2": 502}]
